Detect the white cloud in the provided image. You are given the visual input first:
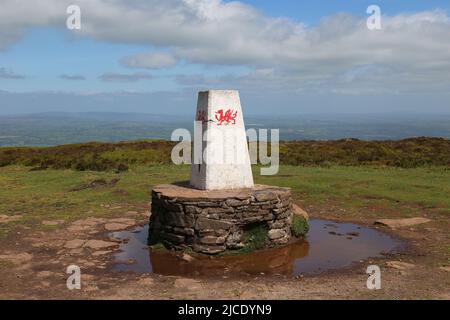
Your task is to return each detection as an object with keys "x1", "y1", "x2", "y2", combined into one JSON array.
[
  {"x1": 121, "y1": 52, "x2": 177, "y2": 69},
  {"x1": 0, "y1": 0, "x2": 450, "y2": 94},
  {"x1": 0, "y1": 67, "x2": 25, "y2": 79},
  {"x1": 60, "y1": 74, "x2": 86, "y2": 80},
  {"x1": 99, "y1": 72, "x2": 152, "y2": 82}
]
